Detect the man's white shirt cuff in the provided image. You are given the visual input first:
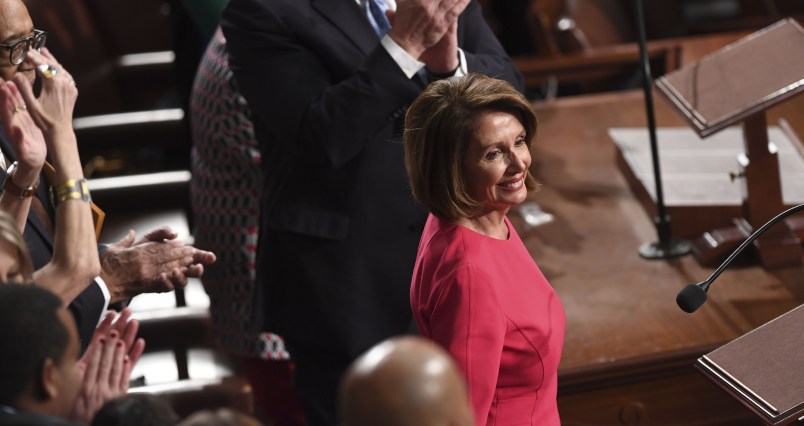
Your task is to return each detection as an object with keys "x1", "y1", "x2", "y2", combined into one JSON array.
[
  {"x1": 455, "y1": 48, "x2": 468, "y2": 76},
  {"x1": 381, "y1": 35, "x2": 425, "y2": 79},
  {"x1": 95, "y1": 275, "x2": 111, "y2": 321}
]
